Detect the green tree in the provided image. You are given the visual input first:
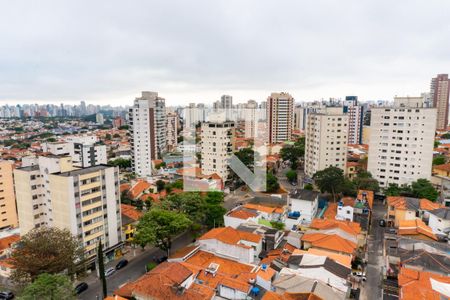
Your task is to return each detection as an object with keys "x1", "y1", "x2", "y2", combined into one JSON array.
[
  {"x1": 433, "y1": 155, "x2": 446, "y2": 166},
  {"x1": 352, "y1": 169, "x2": 380, "y2": 192},
  {"x1": 266, "y1": 172, "x2": 280, "y2": 193},
  {"x1": 313, "y1": 166, "x2": 346, "y2": 201},
  {"x1": 118, "y1": 125, "x2": 129, "y2": 130},
  {"x1": 411, "y1": 179, "x2": 439, "y2": 201},
  {"x1": 434, "y1": 140, "x2": 440, "y2": 148},
  {"x1": 233, "y1": 148, "x2": 257, "y2": 171},
  {"x1": 285, "y1": 169, "x2": 297, "y2": 183},
  {"x1": 19, "y1": 273, "x2": 75, "y2": 300},
  {"x1": 113, "y1": 133, "x2": 121, "y2": 138},
  {"x1": 304, "y1": 183, "x2": 314, "y2": 190},
  {"x1": 384, "y1": 183, "x2": 413, "y2": 197},
  {"x1": 441, "y1": 133, "x2": 450, "y2": 139},
  {"x1": 134, "y1": 208, "x2": 192, "y2": 255},
  {"x1": 280, "y1": 137, "x2": 305, "y2": 169},
  {"x1": 97, "y1": 241, "x2": 107, "y2": 299},
  {"x1": 11, "y1": 227, "x2": 84, "y2": 284},
  {"x1": 156, "y1": 180, "x2": 166, "y2": 192},
  {"x1": 109, "y1": 158, "x2": 131, "y2": 169},
  {"x1": 105, "y1": 133, "x2": 112, "y2": 140}
]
